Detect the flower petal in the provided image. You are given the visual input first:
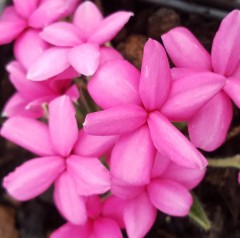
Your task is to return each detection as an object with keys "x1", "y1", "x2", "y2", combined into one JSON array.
[
  {"x1": 88, "y1": 59, "x2": 141, "y2": 109},
  {"x1": 148, "y1": 111, "x2": 207, "y2": 169},
  {"x1": 110, "y1": 125, "x2": 156, "y2": 185},
  {"x1": 14, "y1": 29, "x2": 49, "y2": 70},
  {"x1": 93, "y1": 217, "x2": 122, "y2": 238},
  {"x1": 40, "y1": 22, "x2": 83, "y2": 47},
  {"x1": 68, "y1": 43, "x2": 100, "y2": 76},
  {"x1": 49, "y1": 96, "x2": 78, "y2": 157},
  {"x1": 54, "y1": 171, "x2": 87, "y2": 224},
  {"x1": 161, "y1": 162, "x2": 205, "y2": 190},
  {"x1": 224, "y1": 77, "x2": 240, "y2": 108},
  {"x1": 73, "y1": 129, "x2": 117, "y2": 157},
  {"x1": 67, "y1": 155, "x2": 111, "y2": 196},
  {"x1": 3, "y1": 156, "x2": 65, "y2": 201},
  {"x1": 151, "y1": 152, "x2": 171, "y2": 178},
  {"x1": 51, "y1": 222, "x2": 90, "y2": 238},
  {"x1": 73, "y1": 1, "x2": 103, "y2": 40},
  {"x1": 27, "y1": 47, "x2": 70, "y2": 81},
  {"x1": 161, "y1": 72, "x2": 226, "y2": 121},
  {"x1": 212, "y1": 10, "x2": 240, "y2": 76},
  {"x1": 84, "y1": 104, "x2": 147, "y2": 136},
  {"x1": 1, "y1": 116, "x2": 55, "y2": 156},
  {"x1": 29, "y1": 0, "x2": 78, "y2": 28},
  {"x1": 124, "y1": 192, "x2": 156, "y2": 238},
  {"x1": 139, "y1": 39, "x2": 171, "y2": 110},
  {"x1": 188, "y1": 92, "x2": 232, "y2": 151},
  {"x1": 148, "y1": 179, "x2": 193, "y2": 216},
  {"x1": 13, "y1": 0, "x2": 38, "y2": 18},
  {"x1": 99, "y1": 46, "x2": 123, "y2": 65},
  {"x1": 88, "y1": 11, "x2": 134, "y2": 45},
  {"x1": 162, "y1": 27, "x2": 211, "y2": 70}
]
